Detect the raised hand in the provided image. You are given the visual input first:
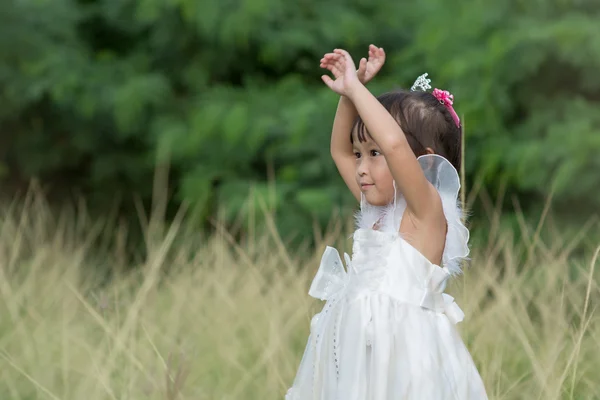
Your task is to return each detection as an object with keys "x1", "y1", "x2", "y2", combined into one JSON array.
[
  {"x1": 357, "y1": 45, "x2": 386, "y2": 84},
  {"x1": 320, "y1": 49, "x2": 361, "y2": 97}
]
